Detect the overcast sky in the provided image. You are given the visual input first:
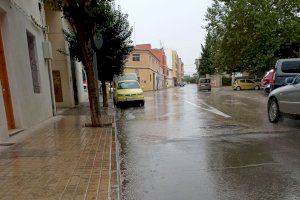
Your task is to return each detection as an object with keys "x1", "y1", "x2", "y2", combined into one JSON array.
[{"x1": 115, "y1": 0, "x2": 213, "y2": 75}]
